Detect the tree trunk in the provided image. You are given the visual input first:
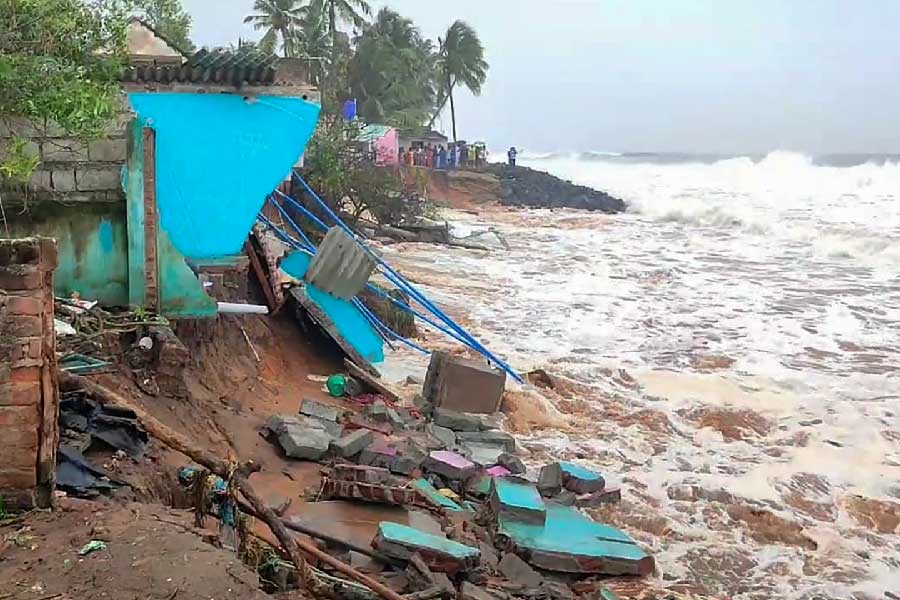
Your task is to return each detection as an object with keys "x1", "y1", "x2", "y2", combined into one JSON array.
[
  {"x1": 447, "y1": 70, "x2": 457, "y2": 142},
  {"x1": 328, "y1": 0, "x2": 337, "y2": 109}
]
